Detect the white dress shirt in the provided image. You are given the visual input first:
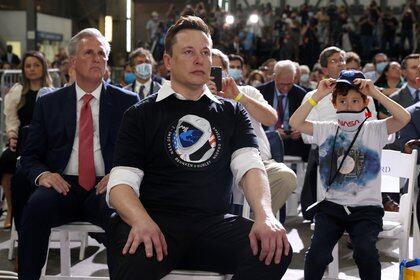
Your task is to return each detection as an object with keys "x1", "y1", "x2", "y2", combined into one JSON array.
[
  {"x1": 63, "y1": 83, "x2": 105, "y2": 177},
  {"x1": 106, "y1": 81, "x2": 265, "y2": 207},
  {"x1": 134, "y1": 79, "x2": 152, "y2": 96}
]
